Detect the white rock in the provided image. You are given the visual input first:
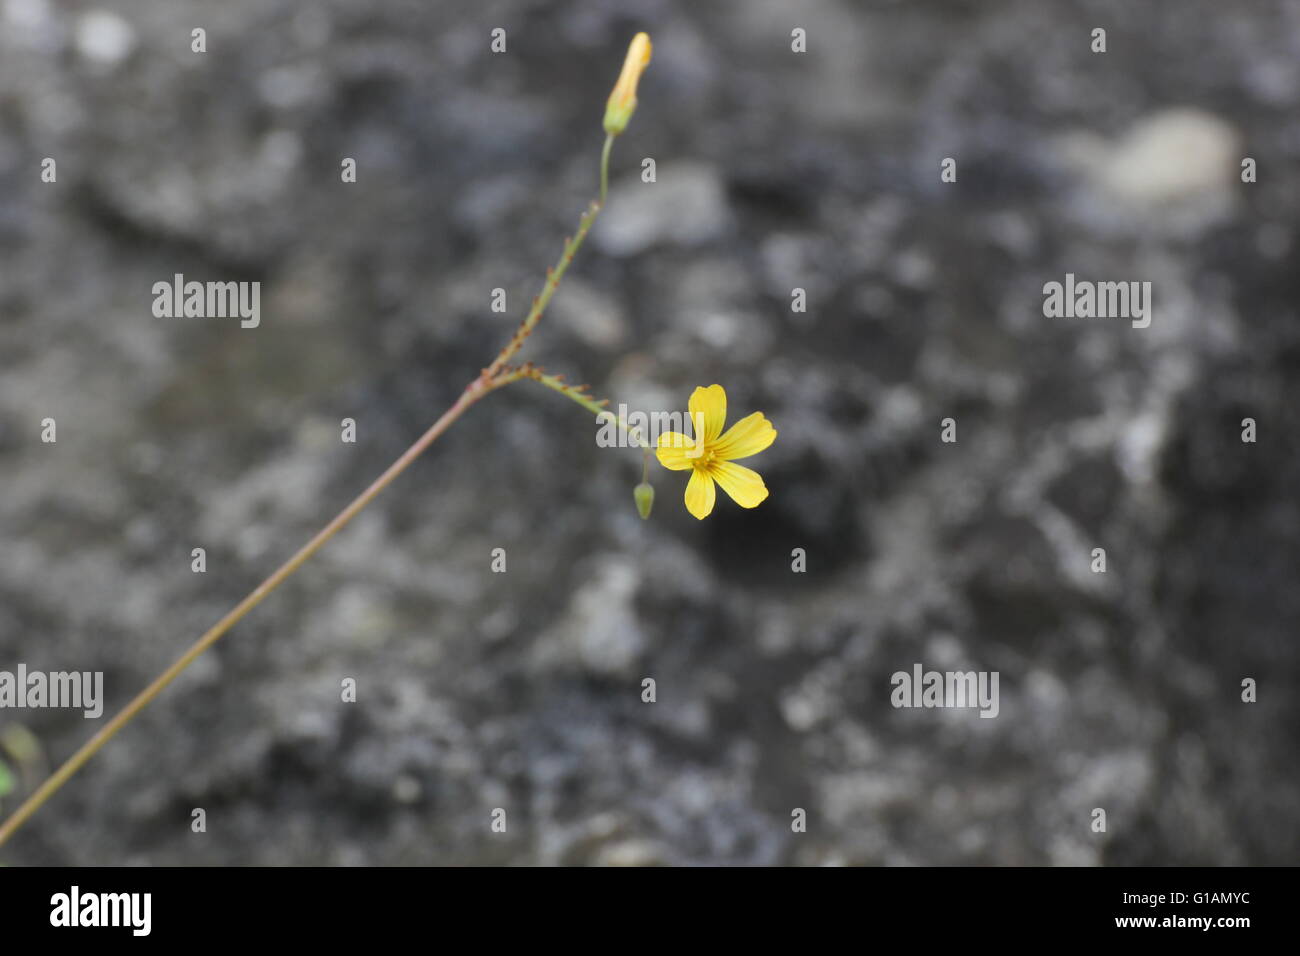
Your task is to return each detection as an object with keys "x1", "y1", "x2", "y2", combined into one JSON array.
[
  {"x1": 1067, "y1": 108, "x2": 1240, "y2": 206},
  {"x1": 74, "y1": 10, "x2": 135, "y2": 66},
  {"x1": 594, "y1": 161, "x2": 729, "y2": 256},
  {"x1": 552, "y1": 278, "x2": 628, "y2": 349},
  {"x1": 547, "y1": 557, "x2": 645, "y2": 677}
]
